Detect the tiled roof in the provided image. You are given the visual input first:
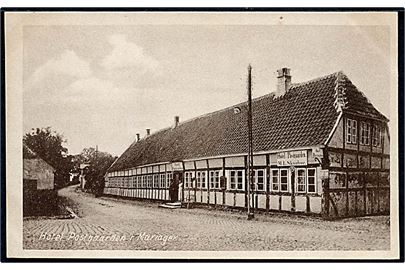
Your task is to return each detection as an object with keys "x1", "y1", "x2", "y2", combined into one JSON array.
[{"x1": 109, "y1": 71, "x2": 388, "y2": 172}]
